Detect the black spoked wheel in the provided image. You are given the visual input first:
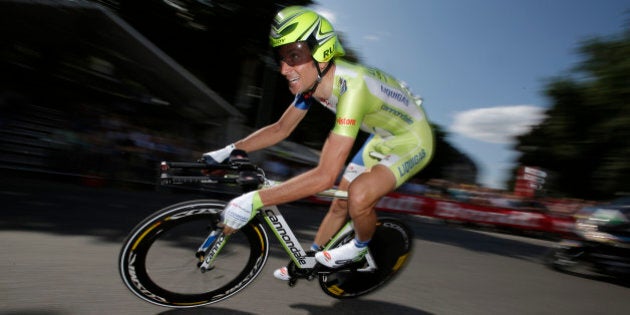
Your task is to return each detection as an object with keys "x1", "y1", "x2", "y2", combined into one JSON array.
[
  {"x1": 118, "y1": 199, "x2": 269, "y2": 308},
  {"x1": 319, "y1": 217, "x2": 413, "y2": 298}
]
